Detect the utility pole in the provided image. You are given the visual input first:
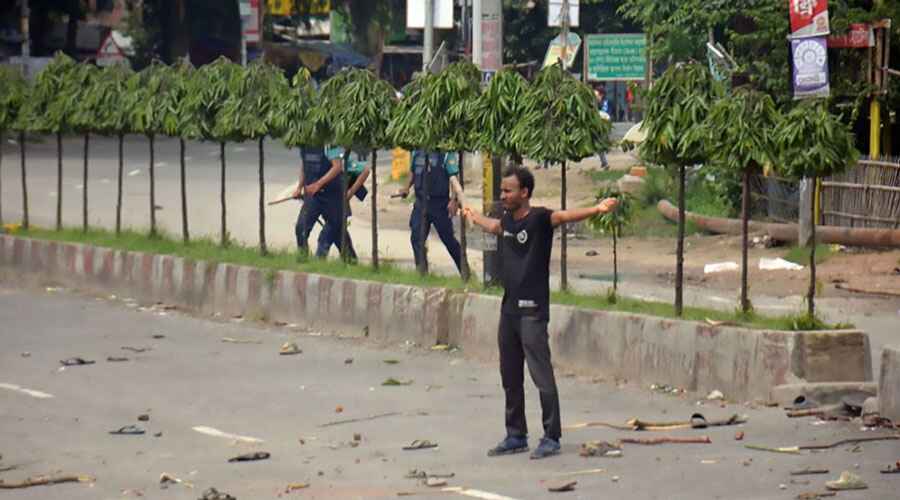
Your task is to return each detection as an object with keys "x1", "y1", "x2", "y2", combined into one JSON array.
[
  {"x1": 423, "y1": 0, "x2": 434, "y2": 70},
  {"x1": 20, "y1": 0, "x2": 30, "y2": 78},
  {"x1": 238, "y1": 0, "x2": 247, "y2": 66},
  {"x1": 559, "y1": 0, "x2": 570, "y2": 291}
]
